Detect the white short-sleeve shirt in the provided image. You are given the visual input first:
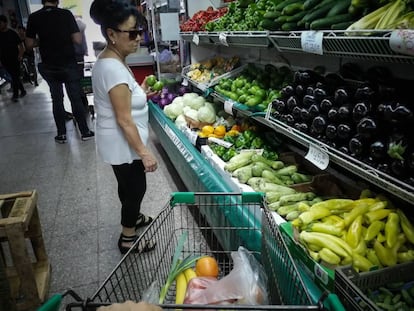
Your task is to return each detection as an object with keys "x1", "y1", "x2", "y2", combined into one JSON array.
[{"x1": 92, "y1": 58, "x2": 148, "y2": 165}]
